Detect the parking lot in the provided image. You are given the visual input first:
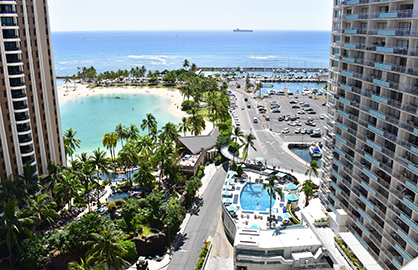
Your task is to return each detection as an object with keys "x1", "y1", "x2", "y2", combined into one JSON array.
[{"x1": 248, "y1": 94, "x2": 327, "y2": 137}]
